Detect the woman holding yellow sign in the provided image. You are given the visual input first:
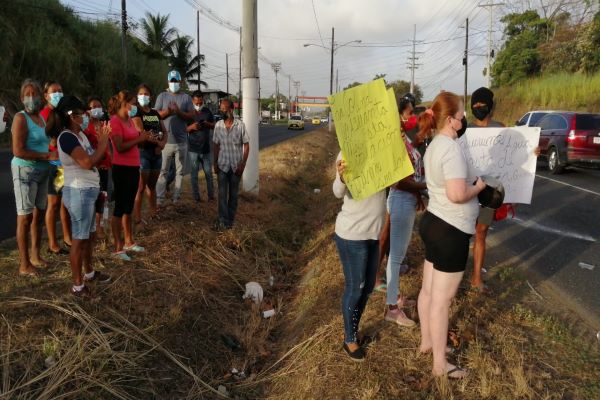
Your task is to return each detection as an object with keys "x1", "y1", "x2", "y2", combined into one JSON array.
[
  {"x1": 333, "y1": 153, "x2": 386, "y2": 362},
  {"x1": 416, "y1": 92, "x2": 486, "y2": 379}
]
